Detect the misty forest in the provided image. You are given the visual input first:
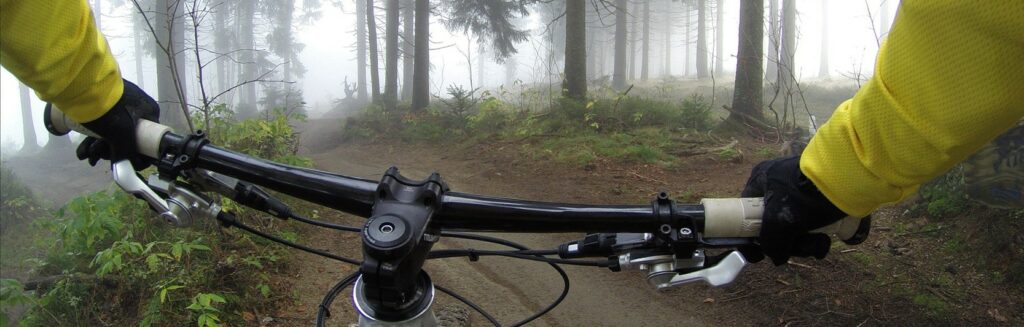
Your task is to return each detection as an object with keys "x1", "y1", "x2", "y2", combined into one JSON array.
[{"x1": 1, "y1": 0, "x2": 1022, "y2": 326}]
